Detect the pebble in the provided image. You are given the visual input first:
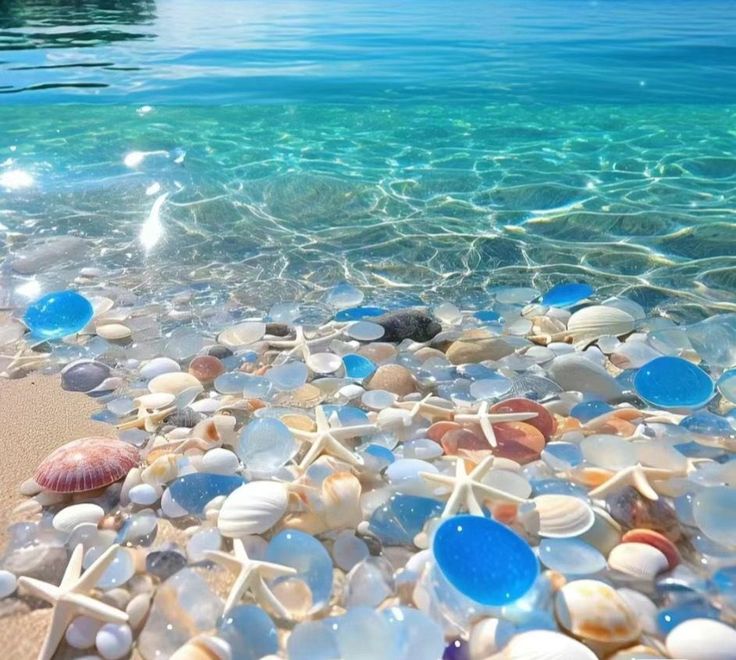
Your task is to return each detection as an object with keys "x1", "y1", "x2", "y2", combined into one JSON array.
[
  {"x1": 547, "y1": 353, "x2": 623, "y2": 400},
  {"x1": 129, "y1": 483, "x2": 161, "y2": 506},
  {"x1": 0, "y1": 570, "x2": 17, "y2": 599},
  {"x1": 376, "y1": 310, "x2": 441, "y2": 343},
  {"x1": 66, "y1": 616, "x2": 101, "y2": 649},
  {"x1": 189, "y1": 355, "x2": 225, "y2": 382},
  {"x1": 445, "y1": 331, "x2": 515, "y2": 364},
  {"x1": 140, "y1": 357, "x2": 181, "y2": 380},
  {"x1": 96, "y1": 623, "x2": 133, "y2": 660},
  {"x1": 24, "y1": 290, "x2": 94, "y2": 340},
  {"x1": 52, "y1": 503, "x2": 105, "y2": 534},
  {"x1": 367, "y1": 364, "x2": 416, "y2": 396},
  {"x1": 96, "y1": 323, "x2": 132, "y2": 341}
]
